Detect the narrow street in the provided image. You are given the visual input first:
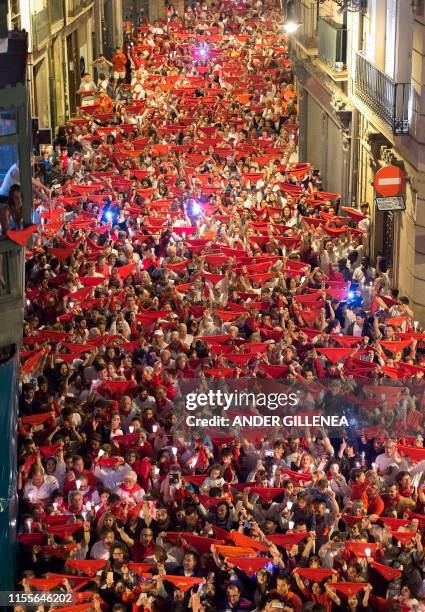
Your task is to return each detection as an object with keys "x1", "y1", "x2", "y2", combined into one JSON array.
[{"x1": 2, "y1": 0, "x2": 425, "y2": 608}]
